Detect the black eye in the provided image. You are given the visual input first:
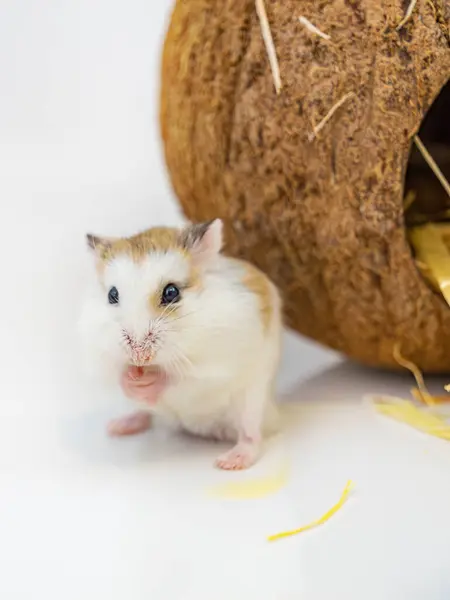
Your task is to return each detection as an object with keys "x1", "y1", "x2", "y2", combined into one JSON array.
[
  {"x1": 161, "y1": 283, "x2": 180, "y2": 305},
  {"x1": 108, "y1": 286, "x2": 119, "y2": 305}
]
